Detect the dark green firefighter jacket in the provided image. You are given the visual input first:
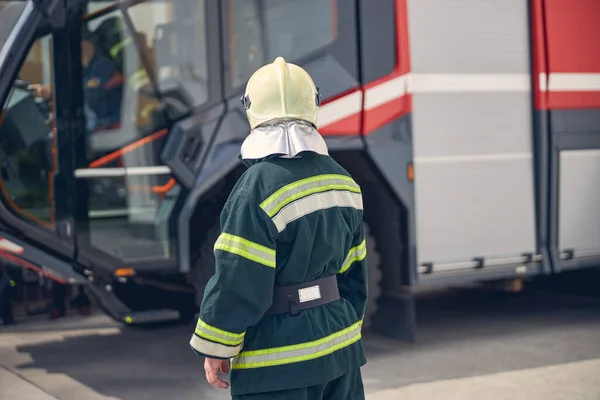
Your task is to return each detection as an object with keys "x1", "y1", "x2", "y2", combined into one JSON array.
[{"x1": 190, "y1": 151, "x2": 368, "y2": 396}]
